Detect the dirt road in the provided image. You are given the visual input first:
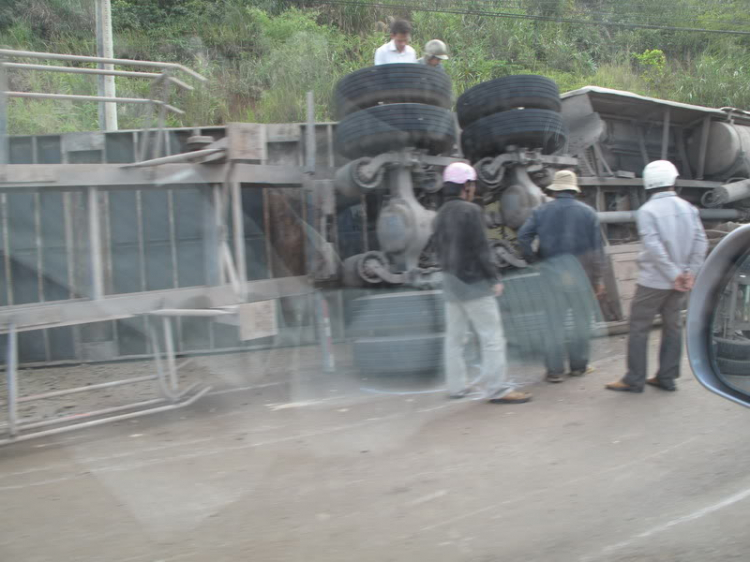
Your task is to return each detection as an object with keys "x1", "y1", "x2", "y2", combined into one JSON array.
[{"x1": 1, "y1": 334, "x2": 748, "y2": 562}]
